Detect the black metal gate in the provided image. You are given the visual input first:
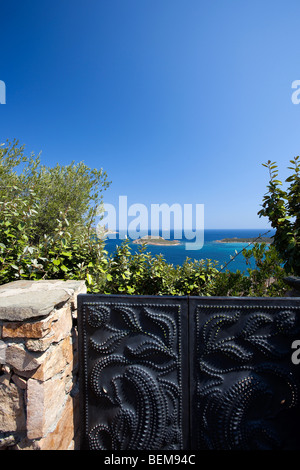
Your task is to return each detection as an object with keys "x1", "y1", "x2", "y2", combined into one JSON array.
[{"x1": 77, "y1": 294, "x2": 300, "y2": 450}]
